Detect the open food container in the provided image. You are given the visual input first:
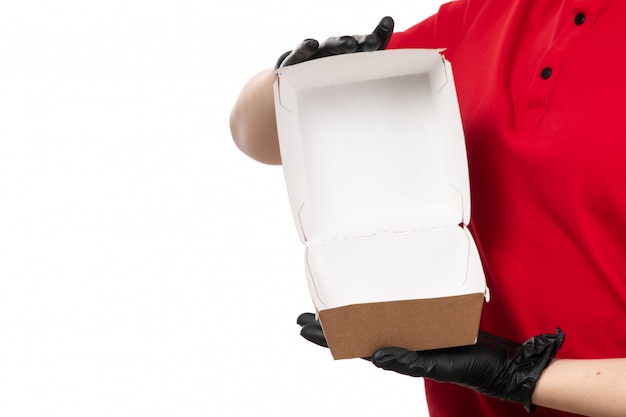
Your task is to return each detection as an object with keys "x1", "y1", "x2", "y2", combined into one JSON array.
[{"x1": 274, "y1": 49, "x2": 488, "y2": 360}]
